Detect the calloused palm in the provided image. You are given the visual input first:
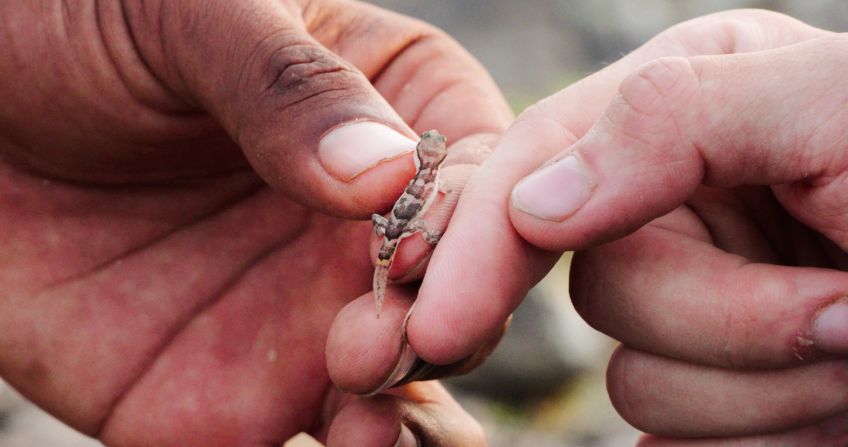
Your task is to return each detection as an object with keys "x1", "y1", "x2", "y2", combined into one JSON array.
[{"x1": 0, "y1": 1, "x2": 511, "y2": 445}]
